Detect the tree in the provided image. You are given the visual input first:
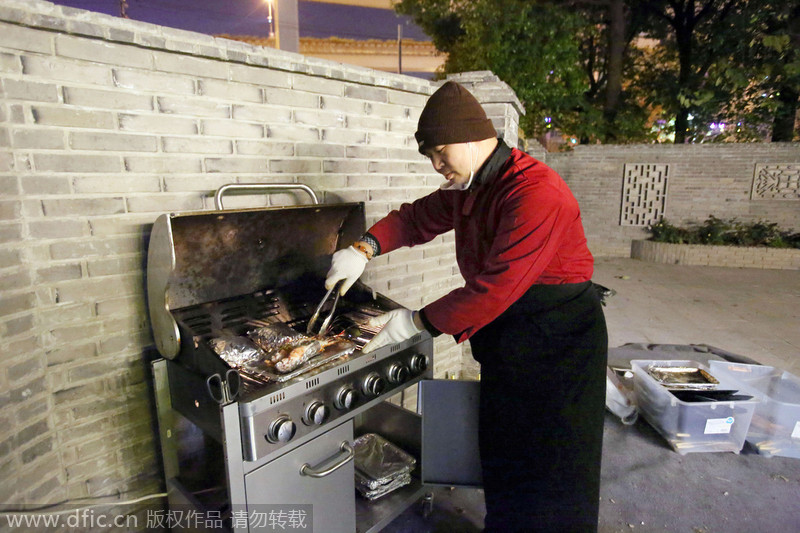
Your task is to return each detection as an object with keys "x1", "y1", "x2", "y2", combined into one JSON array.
[
  {"x1": 570, "y1": 0, "x2": 653, "y2": 142},
  {"x1": 396, "y1": 0, "x2": 652, "y2": 144},
  {"x1": 602, "y1": 0, "x2": 627, "y2": 133},
  {"x1": 637, "y1": 0, "x2": 748, "y2": 143},
  {"x1": 395, "y1": 0, "x2": 589, "y2": 139},
  {"x1": 733, "y1": 1, "x2": 800, "y2": 141},
  {"x1": 646, "y1": 0, "x2": 800, "y2": 142},
  {"x1": 393, "y1": 0, "x2": 585, "y2": 140},
  {"x1": 397, "y1": 0, "x2": 797, "y2": 144}
]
